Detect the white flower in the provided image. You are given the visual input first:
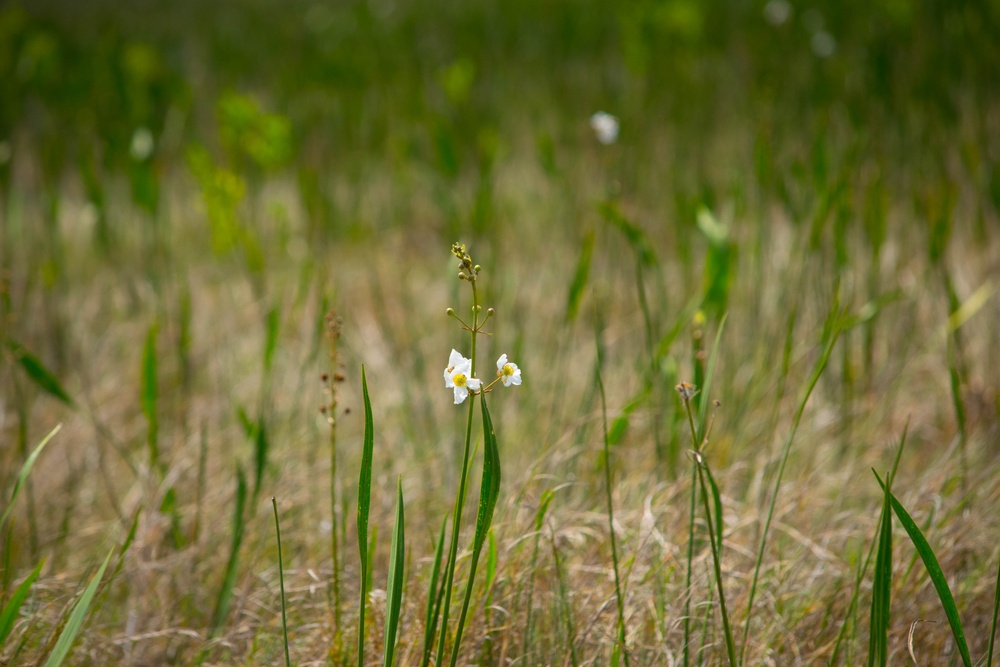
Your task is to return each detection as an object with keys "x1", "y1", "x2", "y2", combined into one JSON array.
[
  {"x1": 589, "y1": 111, "x2": 619, "y2": 145},
  {"x1": 444, "y1": 349, "x2": 481, "y2": 404},
  {"x1": 496, "y1": 354, "x2": 521, "y2": 388},
  {"x1": 130, "y1": 127, "x2": 154, "y2": 161}
]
